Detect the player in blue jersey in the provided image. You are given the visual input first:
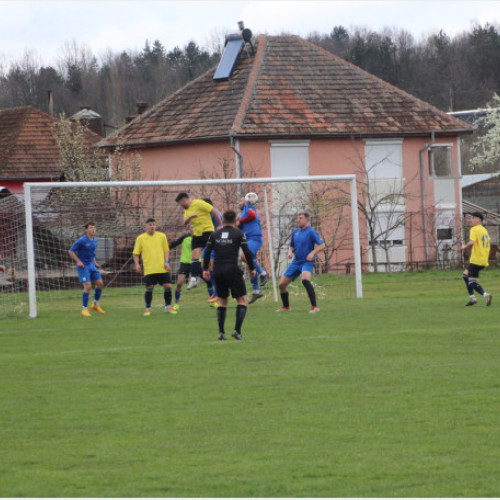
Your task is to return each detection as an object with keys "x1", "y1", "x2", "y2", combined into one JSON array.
[
  {"x1": 68, "y1": 222, "x2": 105, "y2": 316},
  {"x1": 277, "y1": 212, "x2": 325, "y2": 313},
  {"x1": 238, "y1": 195, "x2": 269, "y2": 304}
]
